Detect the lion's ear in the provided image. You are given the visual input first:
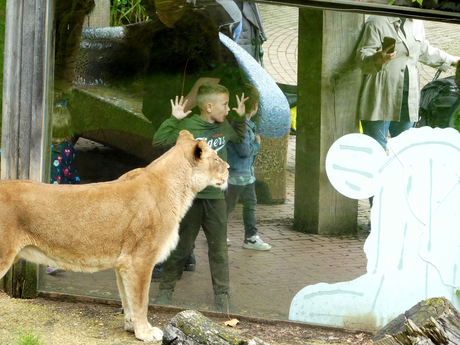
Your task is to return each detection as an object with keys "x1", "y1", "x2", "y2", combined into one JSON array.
[
  {"x1": 193, "y1": 139, "x2": 207, "y2": 160},
  {"x1": 177, "y1": 130, "x2": 195, "y2": 143}
]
